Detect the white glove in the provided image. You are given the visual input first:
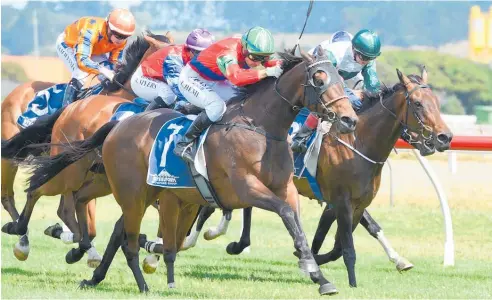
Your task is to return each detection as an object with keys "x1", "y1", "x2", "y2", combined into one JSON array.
[
  {"x1": 98, "y1": 66, "x2": 115, "y2": 81},
  {"x1": 265, "y1": 65, "x2": 283, "y2": 78}
]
